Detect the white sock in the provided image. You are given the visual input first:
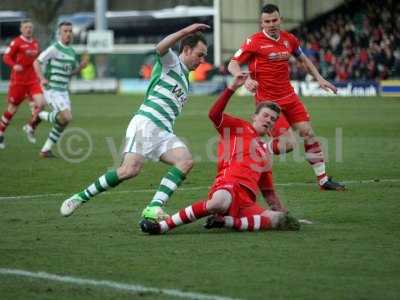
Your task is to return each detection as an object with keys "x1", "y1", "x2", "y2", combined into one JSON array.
[
  {"x1": 264, "y1": 211, "x2": 284, "y2": 228},
  {"x1": 38, "y1": 111, "x2": 49, "y2": 121},
  {"x1": 39, "y1": 111, "x2": 58, "y2": 123},
  {"x1": 312, "y1": 162, "x2": 326, "y2": 177},
  {"x1": 24, "y1": 124, "x2": 34, "y2": 132},
  {"x1": 41, "y1": 138, "x2": 54, "y2": 152},
  {"x1": 223, "y1": 216, "x2": 234, "y2": 227},
  {"x1": 159, "y1": 221, "x2": 169, "y2": 233}
]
